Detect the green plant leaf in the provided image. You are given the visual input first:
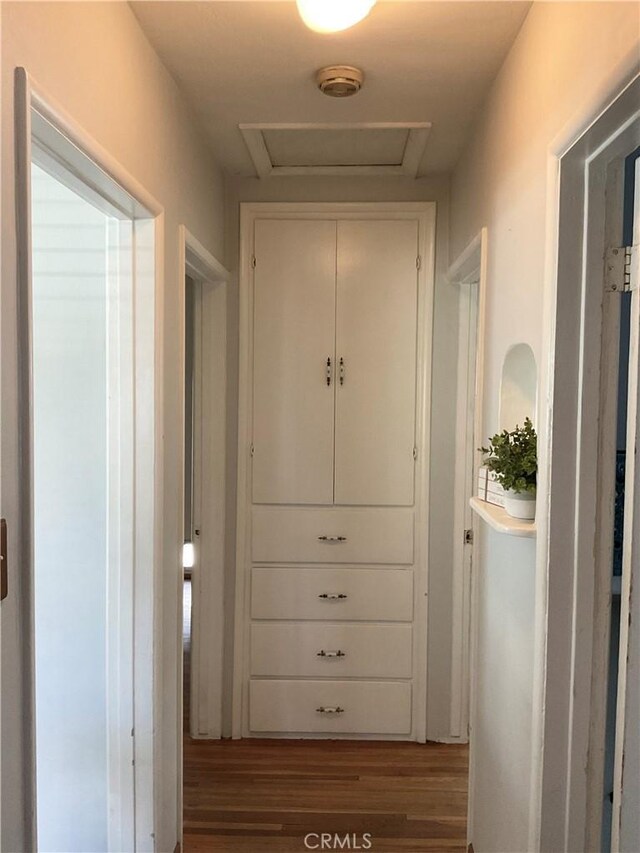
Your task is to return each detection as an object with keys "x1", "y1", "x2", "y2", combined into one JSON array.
[{"x1": 479, "y1": 417, "x2": 537, "y2": 494}]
